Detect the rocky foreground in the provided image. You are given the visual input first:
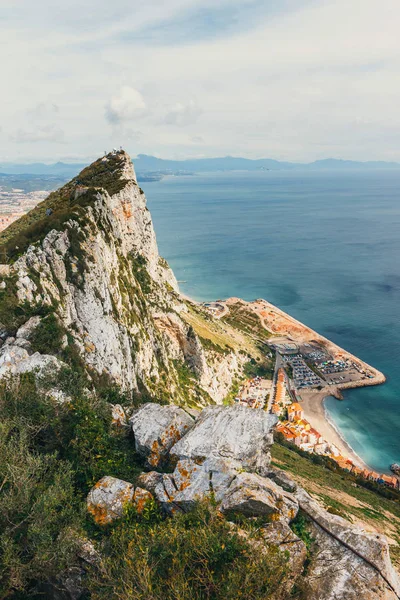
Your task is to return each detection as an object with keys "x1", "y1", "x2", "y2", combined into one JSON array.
[{"x1": 87, "y1": 403, "x2": 400, "y2": 600}]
